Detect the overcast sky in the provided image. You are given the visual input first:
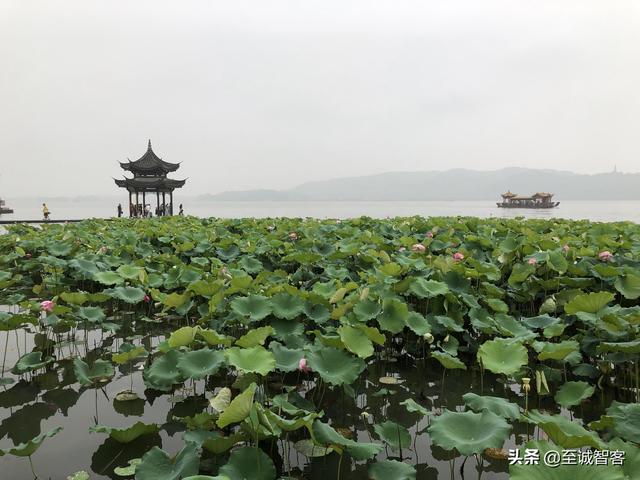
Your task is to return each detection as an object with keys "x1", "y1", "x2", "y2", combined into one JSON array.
[{"x1": 1, "y1": 0, "x2": 639, "y2": 197}]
